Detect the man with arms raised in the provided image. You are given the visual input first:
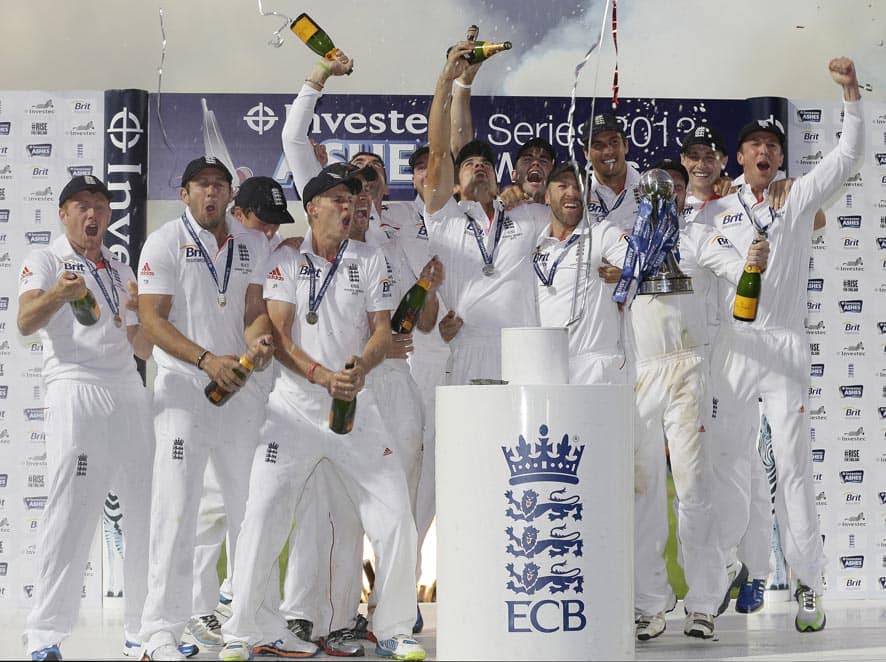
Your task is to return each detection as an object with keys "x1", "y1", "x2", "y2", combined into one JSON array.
[{"x1": 698, "y1": 57, "x2": 864, "y2": 633}]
